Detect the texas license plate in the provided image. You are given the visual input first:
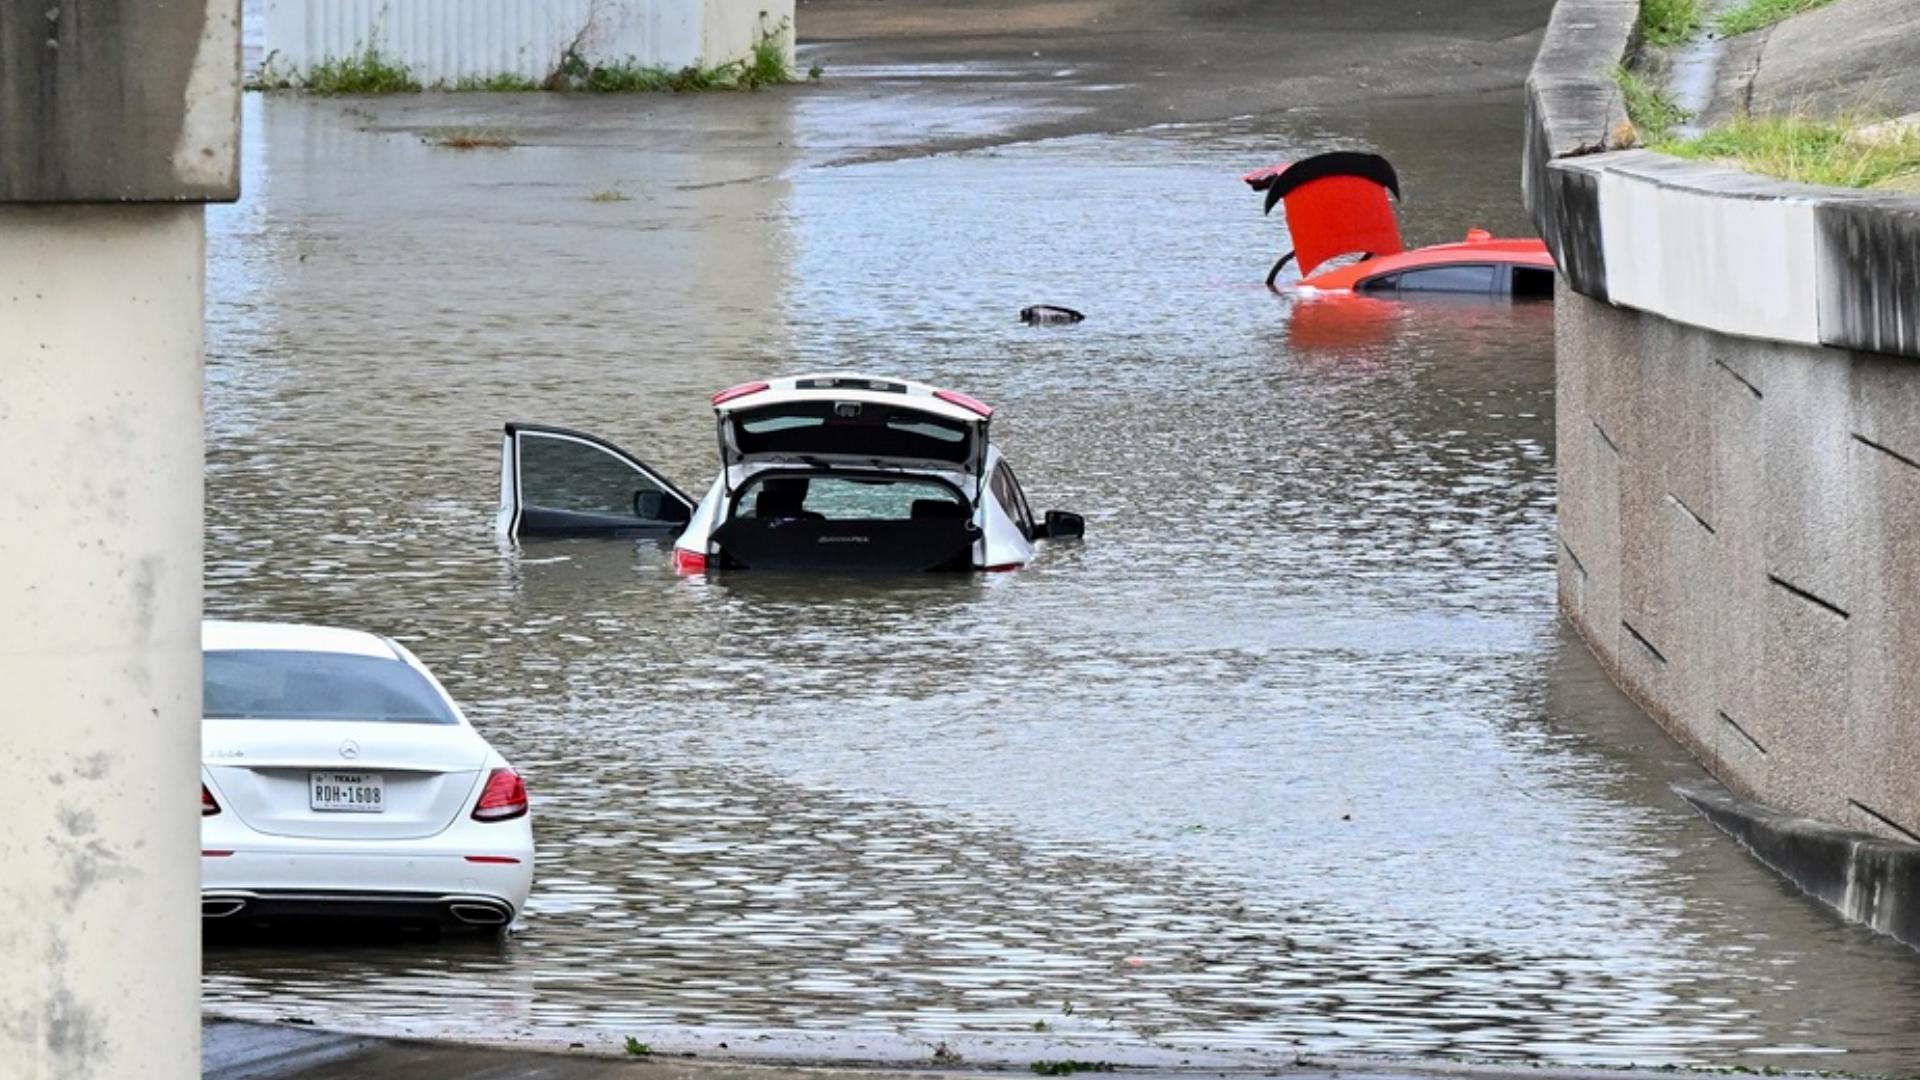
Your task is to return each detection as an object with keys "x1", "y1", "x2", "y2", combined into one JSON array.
[{"x1": 310, "y1": 771, "x2": 385, "y2": 813}]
